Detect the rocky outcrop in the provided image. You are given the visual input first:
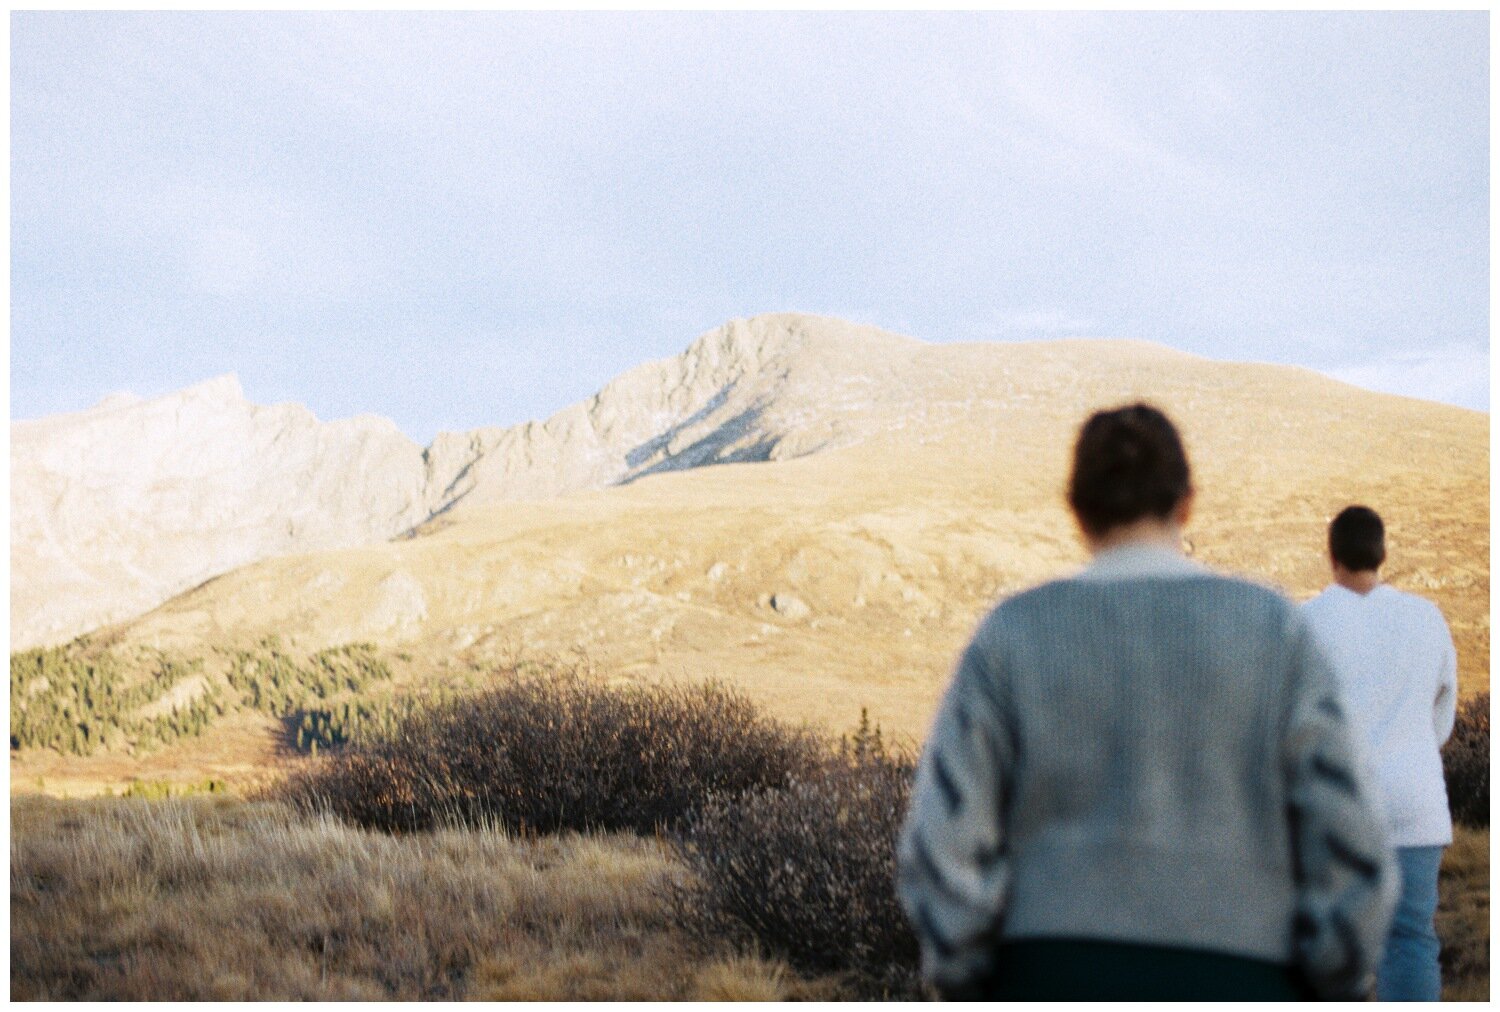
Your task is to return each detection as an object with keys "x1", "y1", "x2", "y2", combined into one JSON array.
[
  {"x1": 12, "y1": 313, "x2": 922, "y2": 648},
  {"x1": 12, "y1": 375, "x2": 433, "y2": 649},
  {"x1": 424, "y1": 313, "x2": 921, "y2": 506}
]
